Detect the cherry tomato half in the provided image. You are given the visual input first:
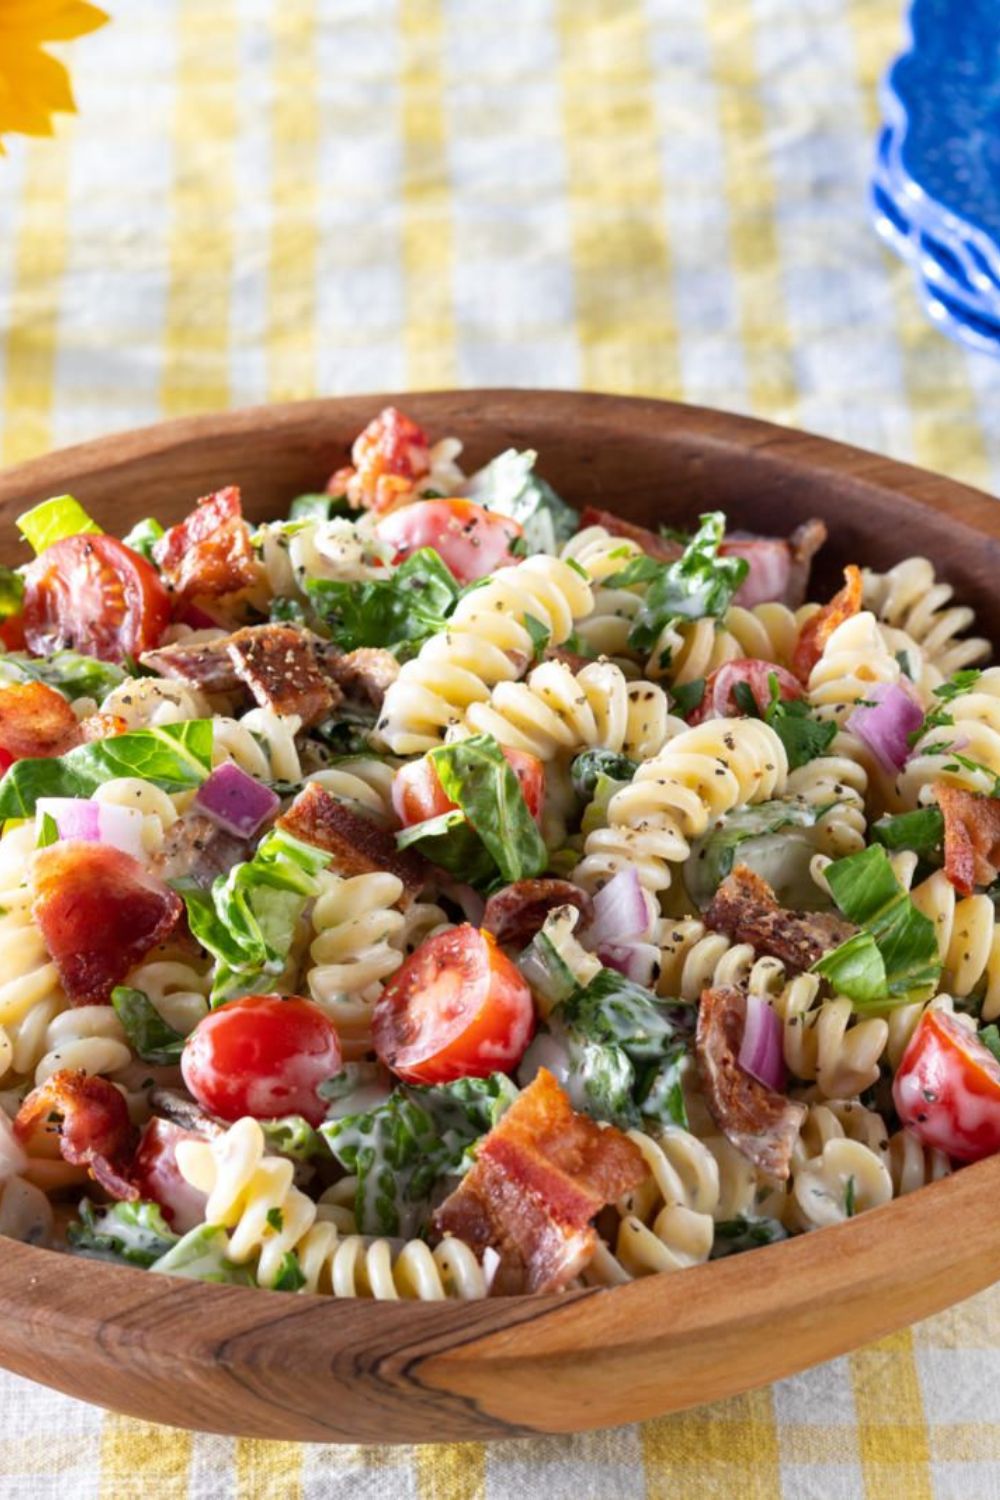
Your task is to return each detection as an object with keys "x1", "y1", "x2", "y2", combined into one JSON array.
[
  {"x1": 23, "y1": 534, "x2": 171, "y2": 662},
  {"x1": 689, "y1": 658, "x2": 803, "y2": 724},
  {"x1": 392, "y1": 746, "x2": 545, "y2": 827},
  {"x1": 182, "y1": 994, "x2": 342, "y2": 1128},
  {"x1": 372, "y1": 924, "x2": 535, "y2": 1085},
  {"x1": 131, "y1": 1117, "x2": 208, "y2": 1232},
  {"x1": 893, "y1": 1008, "x2": 1000, "y2": 1163},
  {"x1": 375, "y1": 498, "x2": 523, "y2": 585}
]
